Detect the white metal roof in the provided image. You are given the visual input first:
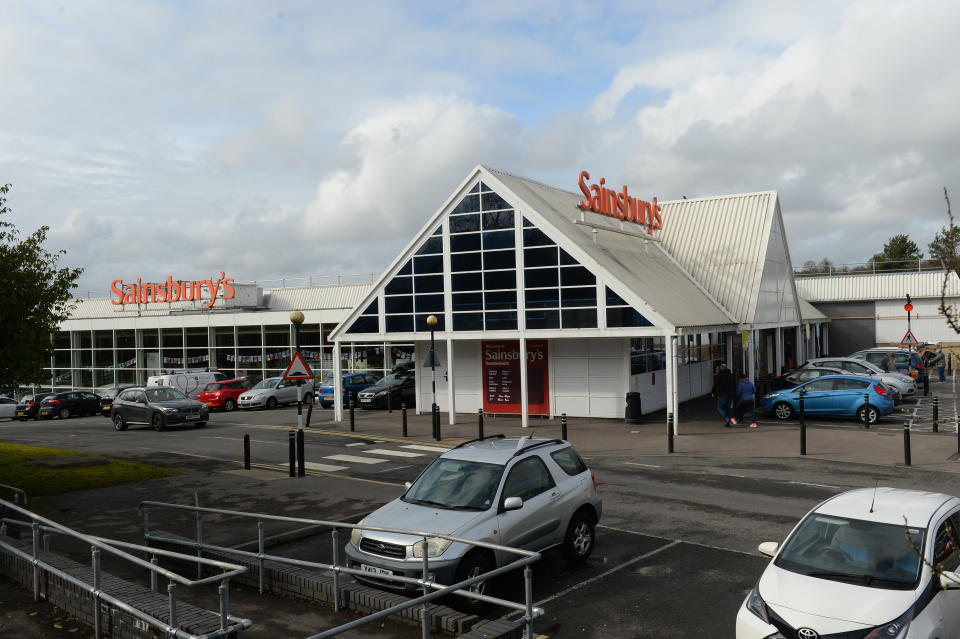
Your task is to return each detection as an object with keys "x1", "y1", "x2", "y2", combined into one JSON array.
[
  {"x1": 795, "y1": 271, "x2": 960, "y2": 302},
  {"x1": 798, "y1": 297, "x2": 828, "y2": 321}
]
